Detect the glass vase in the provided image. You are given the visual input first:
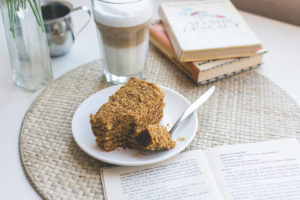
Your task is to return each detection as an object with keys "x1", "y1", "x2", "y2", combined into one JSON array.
[{"x1": 0, "y1": 0, "x2": 53, "y2": 91}]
